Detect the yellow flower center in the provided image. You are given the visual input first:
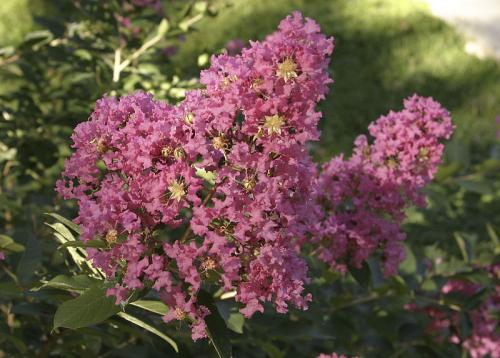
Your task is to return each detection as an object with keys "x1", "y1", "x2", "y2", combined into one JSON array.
[
  {"x1": 212, "y1": 135, "x2": 229, "y2": 151},
  {"x1": 242, "y1": 174, "x2": 257, "y2": 192},
  {"x1": 173, "y1": 147, "x2": 186, "y2": 161},
  {"x1": 385, "y1": 156, "x2": 399, "y2": 169},
  {"x1": 105, "y1": 229, "x2": 118, "y2": 244},
  {"x1": 276, "y1": 58, "x2": 298, "y2": 82},
  {"x1": 201, "y1": 257, "x2": 218, "y2": 271},
  {"x1": 96, "y1": 138, "x2": 108, "y2": 154},
  {"x1": 251, "y1": 77, "x2": 264, "y2": 90},
  {"x1": 184, "y1": 112, "x2": 194, "y2": 126},
  {"x1": 263, "y1": 114, "x2": 286, "y2": 135},
  {"x1": 174, "y1": 307, "x2": 186, "y2": 320},
  {"x1": 161, "y1": 145, "x2": 173, "y2": 159},
  {"x1": 168, "y1": 179, "x2": 186, "y2": 202},
  {"x1": 362, "y1": 146, "x2": 371, "y2": 159},
  {"x1": 418, "y1": 147, "x2": 430, "y2": 161},
  {"x1": 222, "y1": 75, "x2": 238, "y2": 88}
]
